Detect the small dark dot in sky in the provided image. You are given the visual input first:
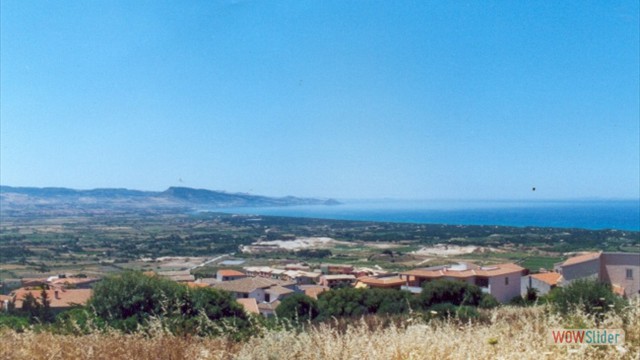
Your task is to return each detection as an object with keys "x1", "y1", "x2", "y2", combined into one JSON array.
[{"x1": 532, "y1": 187, "x2": 536, "y2": 191}]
